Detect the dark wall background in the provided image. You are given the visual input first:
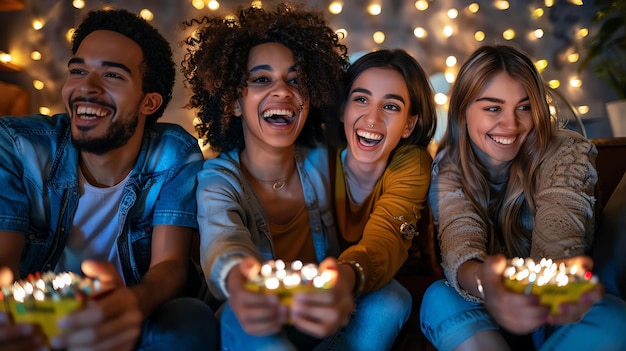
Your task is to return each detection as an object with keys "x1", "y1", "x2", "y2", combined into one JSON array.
[{"x1": 0, "y1": 0, "x2": 616, "y2": 138}]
